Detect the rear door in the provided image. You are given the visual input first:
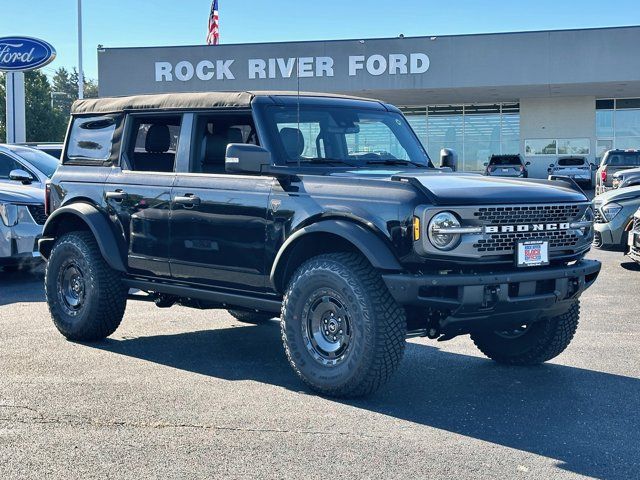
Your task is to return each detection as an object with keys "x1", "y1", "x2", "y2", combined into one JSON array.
[
  {"x1": 170, "y1": 111, "x2": 273, "y2": 292},
  {"x1": 105, "y1": 113, "x2": 187, "y2": 278}
]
